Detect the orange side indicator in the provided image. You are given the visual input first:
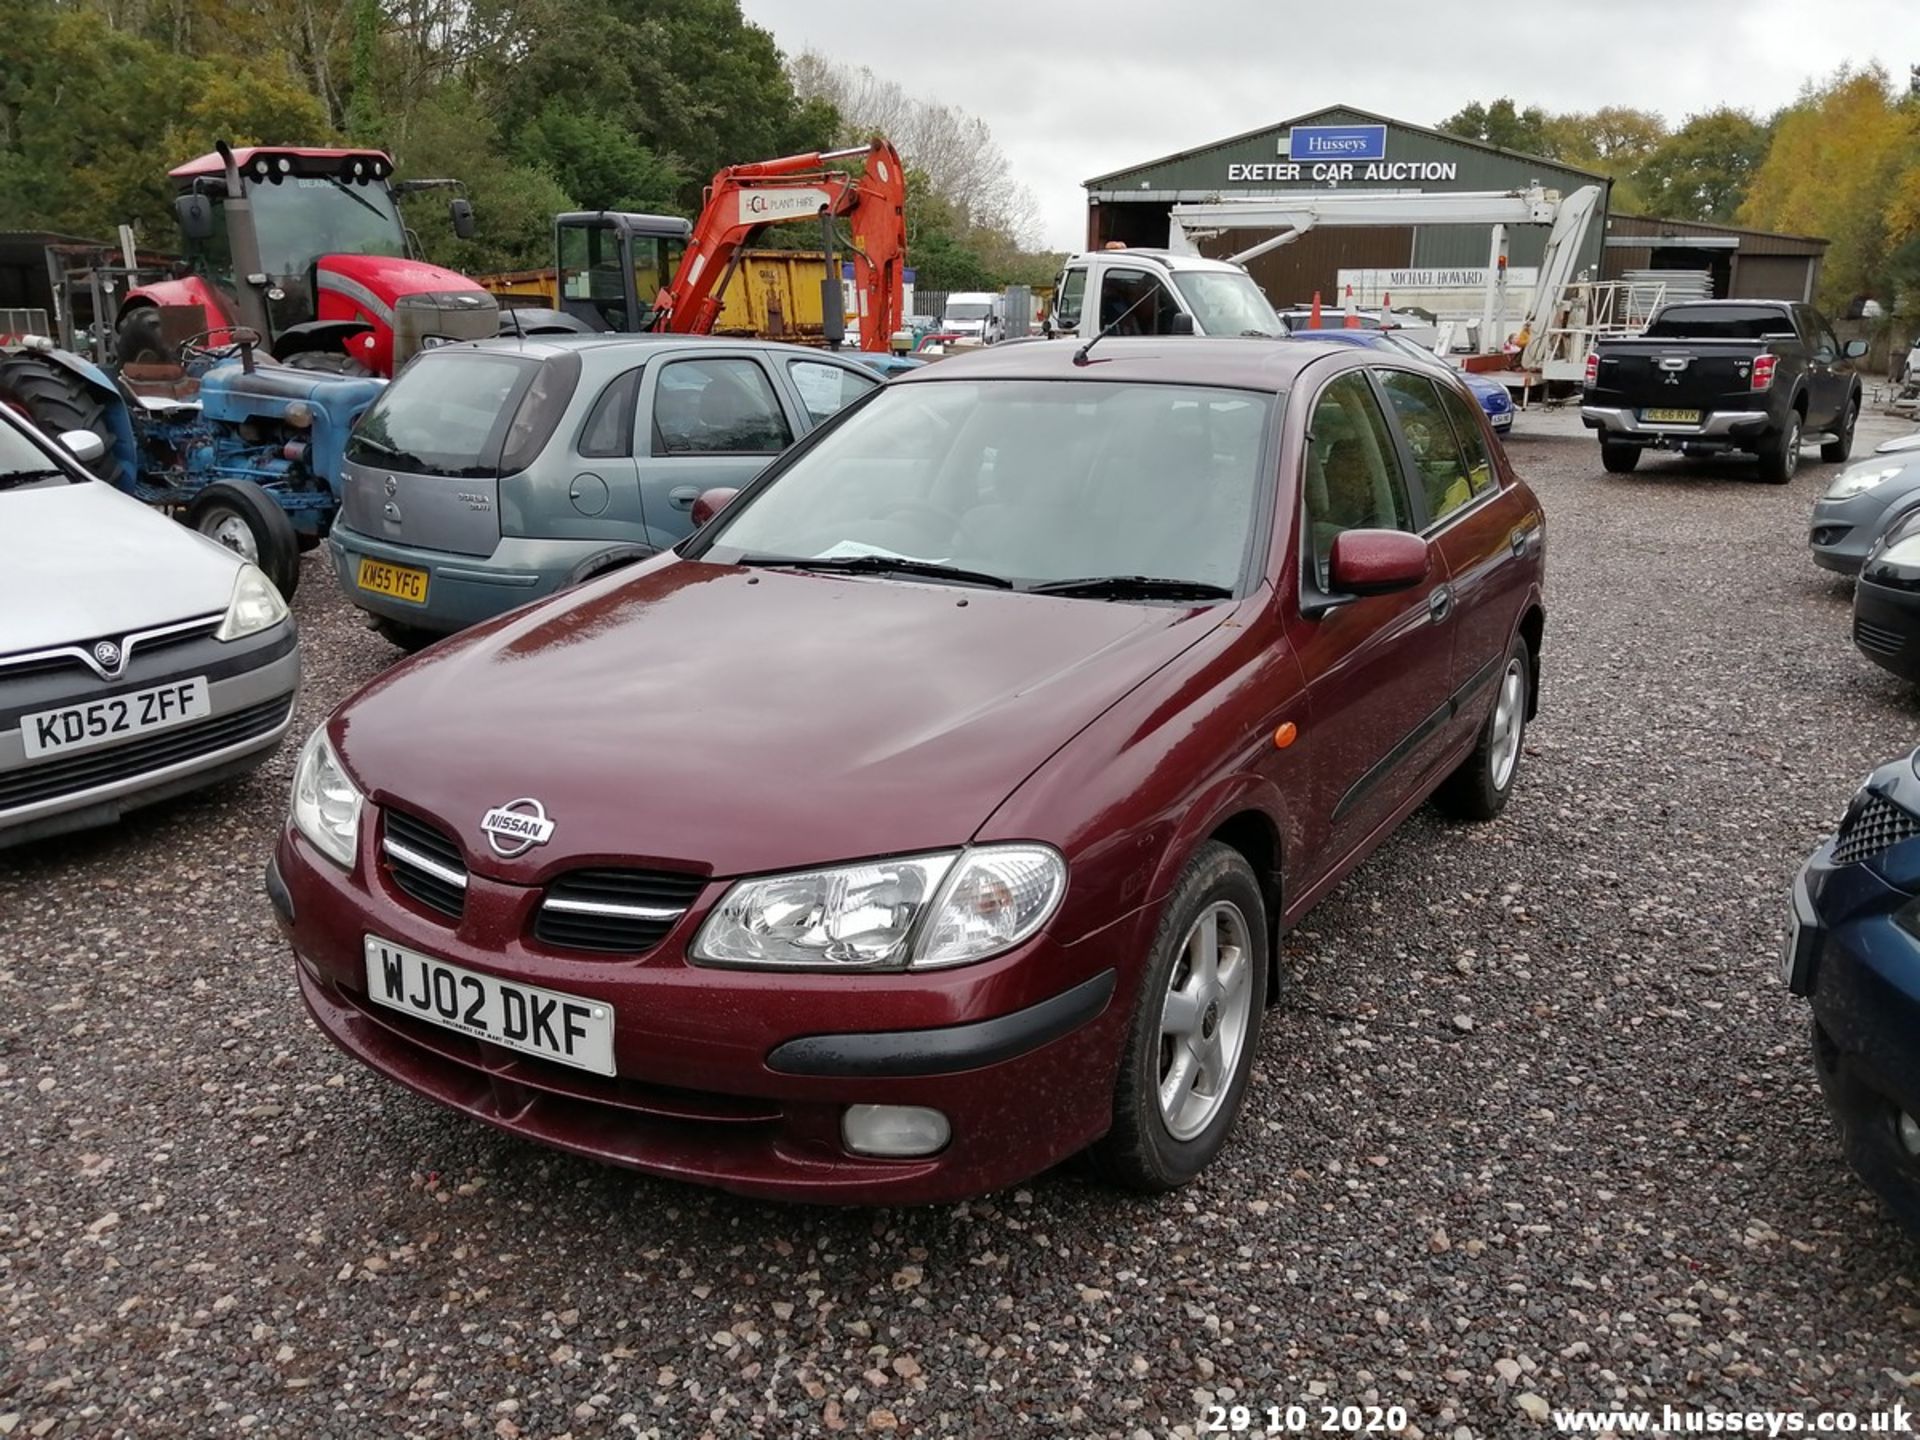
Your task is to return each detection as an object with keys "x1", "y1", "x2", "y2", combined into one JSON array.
[{"x1": 1273, "y1": 722, "x2": 1298, "y2": 750}]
